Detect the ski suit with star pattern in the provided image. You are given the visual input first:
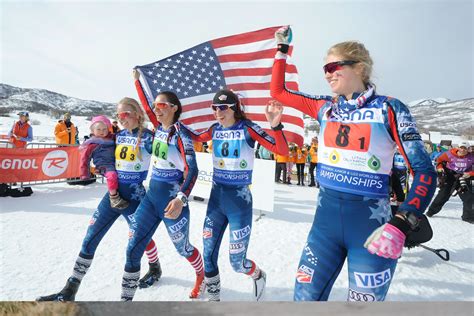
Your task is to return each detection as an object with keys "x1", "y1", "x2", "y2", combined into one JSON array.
[
  {"x1": 271, "y1": 53, "x2": 436, "y2": 301},
  {"x1": 188, "y1": 119, "x2": 288, "y2": 278},
  {"x1": 81, "y1": 127, "x2": 155, "y2": 259},
  {"x1": 125, "y1": 121, "x2": 199, "y2": 273}
]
